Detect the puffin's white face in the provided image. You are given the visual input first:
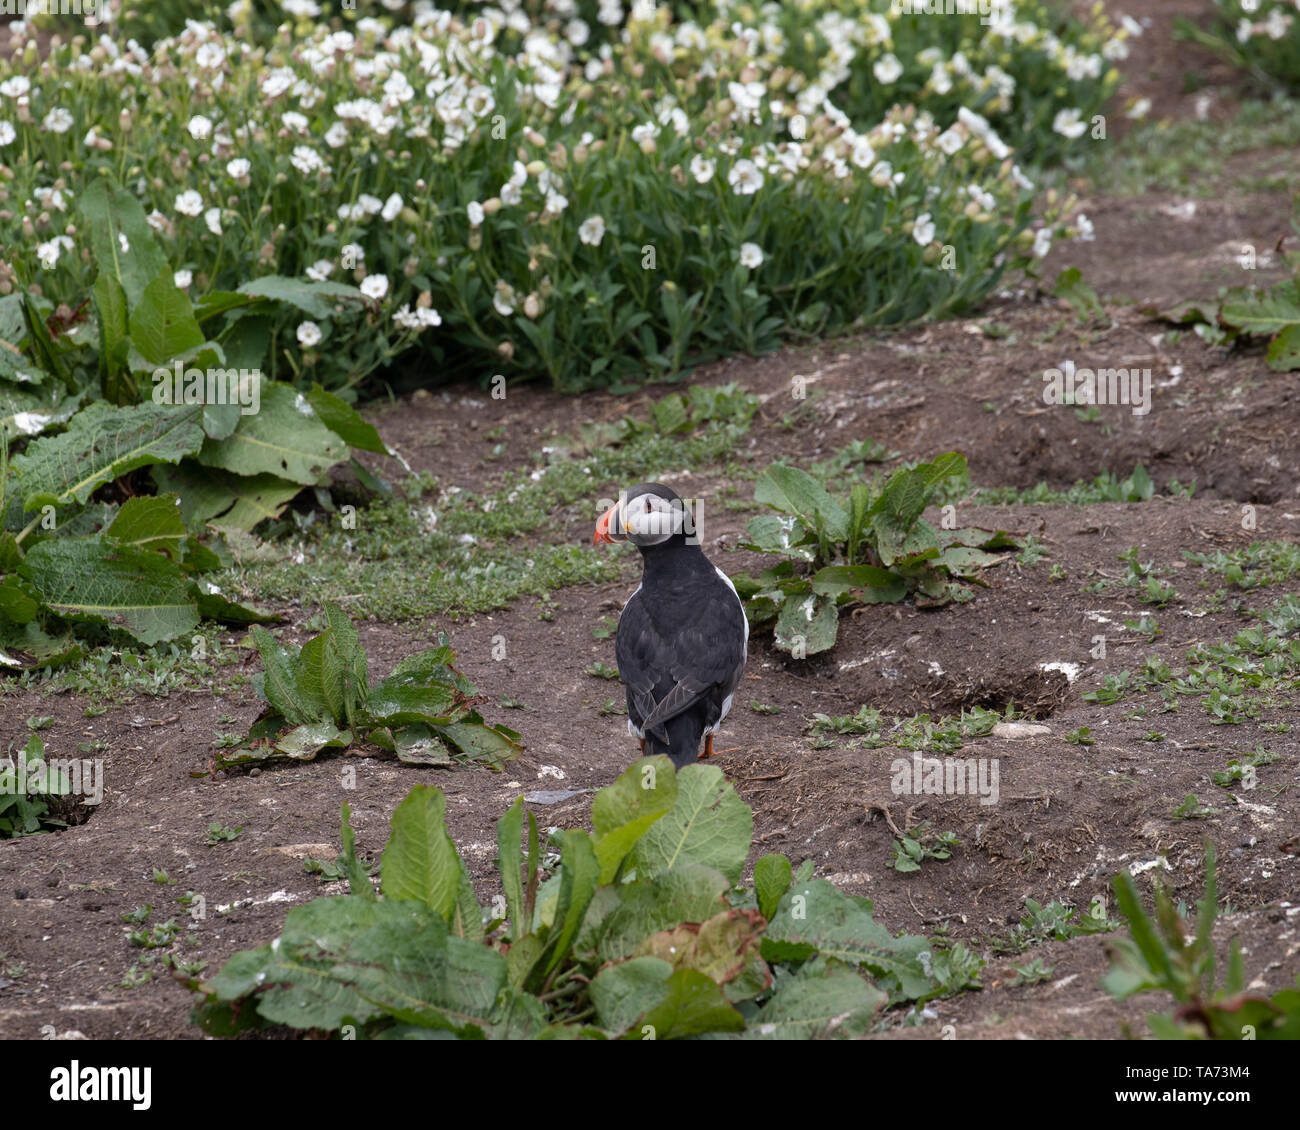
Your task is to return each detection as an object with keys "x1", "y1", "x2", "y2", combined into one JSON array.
[{"x1": 622, "y1": 491, "x2": 686, "y2": 546}]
